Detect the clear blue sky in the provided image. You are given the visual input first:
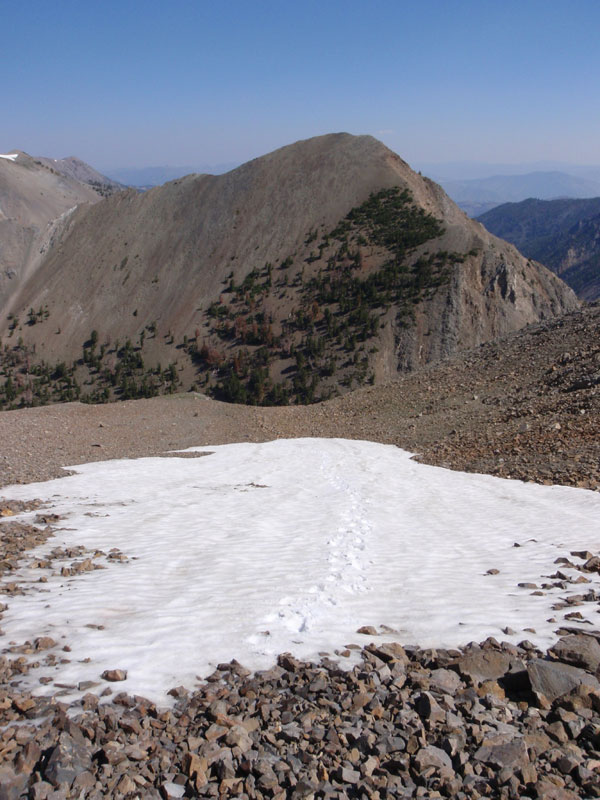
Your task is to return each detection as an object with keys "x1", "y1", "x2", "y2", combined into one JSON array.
[{"x1": 5, "y1": 0, "x2": 600, "y2": 169}]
